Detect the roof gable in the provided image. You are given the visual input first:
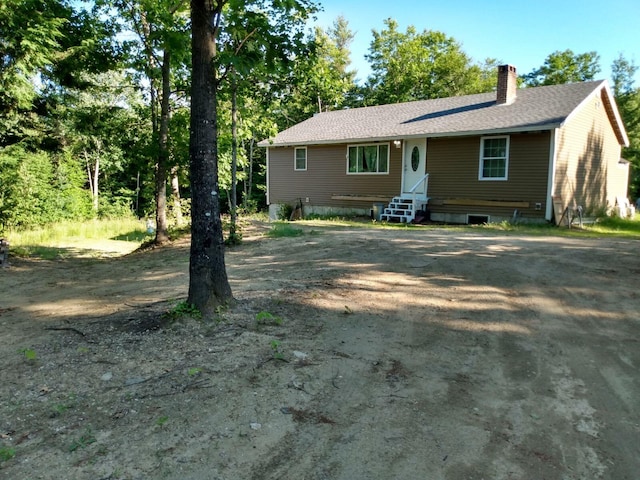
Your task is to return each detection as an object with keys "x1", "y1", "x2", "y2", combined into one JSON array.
[{"x1": 260, "y1": 80, "x2": 628, "y2": 147}]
